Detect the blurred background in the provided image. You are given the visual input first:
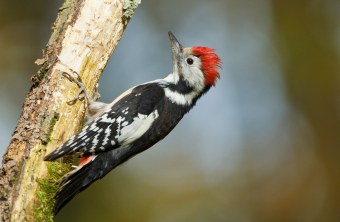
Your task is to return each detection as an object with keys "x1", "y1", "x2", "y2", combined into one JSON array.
[{"x1": 1, "y1": 0, "x2": 339, "y2": 221}]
